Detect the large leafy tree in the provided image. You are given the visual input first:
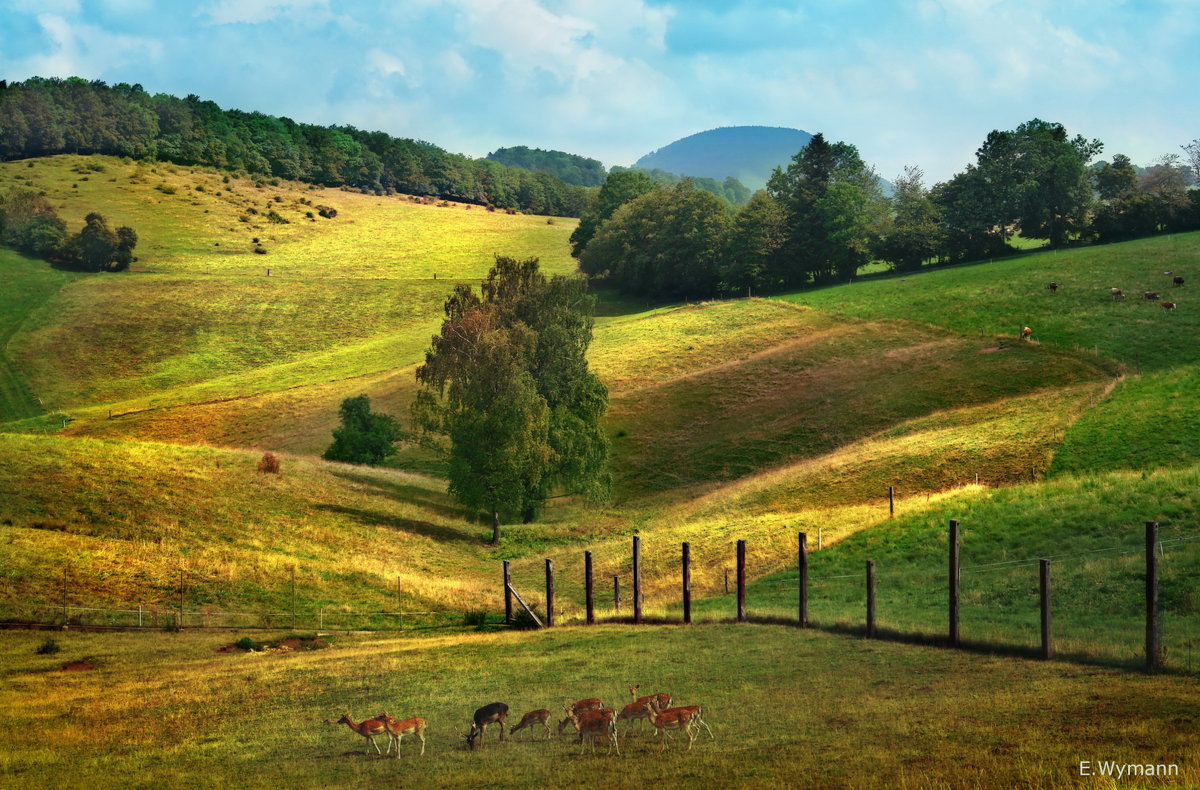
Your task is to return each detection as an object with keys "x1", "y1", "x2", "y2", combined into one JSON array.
[
  {"x1": 877, "y1": 166, "x2": 943, "y2": 272},
  {"x1": 579, "y1": 180, "x2": 732, "y2": 297},
  {"x1": 413, "y1": 256, "x2": 608, "y2": 543},
  {"x1": 721, "y1": 189, "x2": 788, "y2": 293},
  {"x1": 570, "y1": 169, "x2": 657, "y2": 259}
]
